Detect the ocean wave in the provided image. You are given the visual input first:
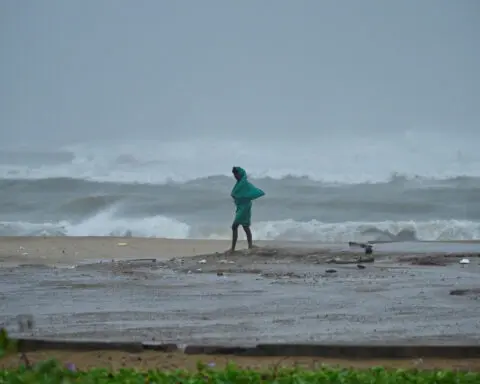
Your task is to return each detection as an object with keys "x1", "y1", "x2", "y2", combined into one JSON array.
[
  {"x1": 2, "y1": 211, "x2": 480, "y2": 242},
  {"x1": 2, "y1": 173, "x2": 480, "y2": 192},
  {"x1": 1, "y1": 136, "x2": 480, "y2": 185}
]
